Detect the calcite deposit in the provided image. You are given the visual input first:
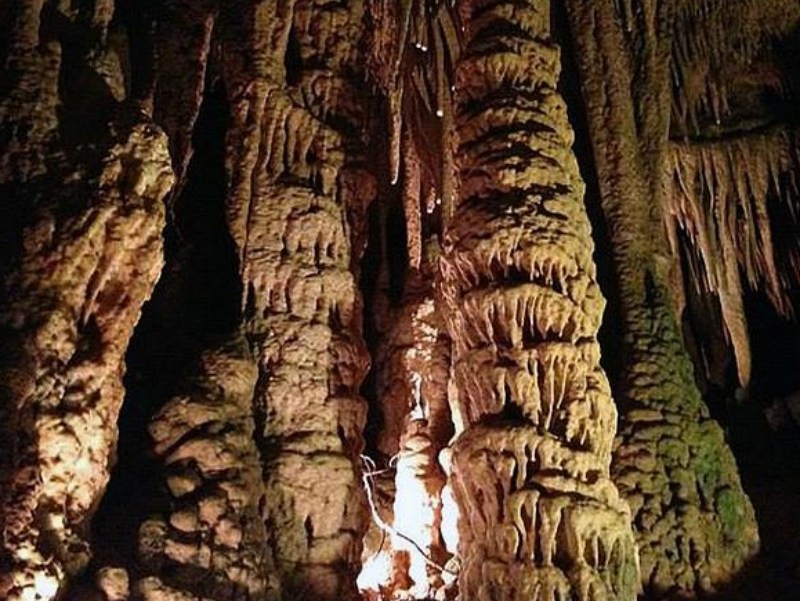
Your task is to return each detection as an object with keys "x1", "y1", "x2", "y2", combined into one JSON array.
[
  {"x1": 222, "y1": 2, "x2": 375, "y2": 598},
  {"x1": 437, "y1": 1, "x2": 639, "y2": 599},
  {"x1": 3, "y1": 1, "x2": 799, "y2": 601},
  {"x1": 0, "y1": 122, "x2": 173, "y2": 600},
  {"x1": 136, "y1": 339, "x2": 280, "y2": 600},
  {"x1": 566, "y1": 0, "x2": 765, "y2": 595}
]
